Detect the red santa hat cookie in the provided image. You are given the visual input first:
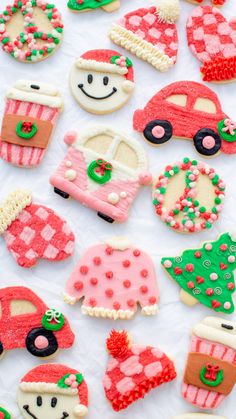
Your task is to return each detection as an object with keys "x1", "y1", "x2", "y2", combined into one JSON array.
[
  {"x1": 18, "y1": 364, "x2": 88, "y2": 418},
  {"x1": 0, "y1": 189, "x2": 75, "y2": 268},
  {"x1": 103, "y1": 330, "x2": 177, "y2": 411},
  {"x1": 109, "y1": 0, "x2": 180, "y2": 71},
  {"x1": 187, "y1": 5, "x2": 236, "y2": 82},
  {"x1": 70, "y1": 49, "x2": 134, "y2": 115}
]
